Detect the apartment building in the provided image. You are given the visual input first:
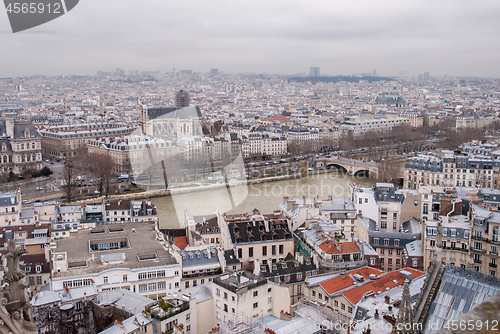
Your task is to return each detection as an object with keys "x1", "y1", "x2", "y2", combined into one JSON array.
[
  {"x1": 51, "y1": 222, "x2": 181, "y2": 300},
  {"x1": 0, "y1": 119, "x2": 42, "y2": 175},
  {"x1": 305, "y1": 267, "x2": 425, "y2": 321},
  {"x1": 341, "y1": 117, "x2": 409, "y2": 136},
  {"x1": 255, "y1": 256, "x2": 317, "y2": 304},
  {"x1": 87, "y1": 136, "x2": 131, "y2": 174},
  {"x1": 0, "y1": 190, "x2": 21, "y2": 226},
  {"x1": 39, "y1": 122, "x2": 135, "y2": 159},
  {"x1": 423, "y1": 213, "x2": 471, "y2": 271},
  {"x1": 470, "y1": 204, "x2": 500, "y2": 277},
  {"x1": 212, "y1": 271, "x2": 290, "y2": 325},
  {"x1": 221, "y1": 212, "x2": 294, "y2": 271},
  {"x1": 104, "y1": 199, "x2": 156, "y2": 223},
  {"x1": 405, "y1": 150, "x2": 498, "y2": 189},
  {"x1": 296, "y1": 222, "x2": 368, "y2": 272},
  {"x1": 171, "y1": 245, "x2": 224, "y2": 289},
  {"x1": 240, "y1": 132, "x2": 287, "y2": 158}
]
